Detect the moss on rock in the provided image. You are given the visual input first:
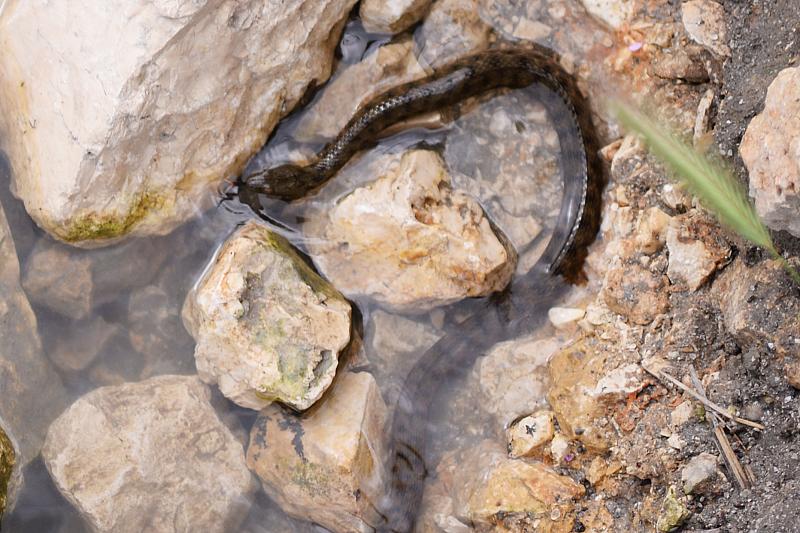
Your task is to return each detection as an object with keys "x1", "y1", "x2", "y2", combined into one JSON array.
[{"x1": 0, "y1": 427, "x2": 15, "y2": 518}]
